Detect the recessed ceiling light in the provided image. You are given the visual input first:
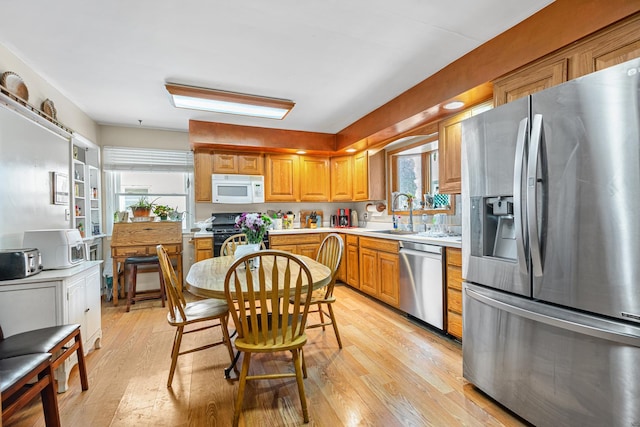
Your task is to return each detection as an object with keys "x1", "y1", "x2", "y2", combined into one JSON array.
[
  {"x1": 345, "y1": 148, "x2": 356, "y2": 153},
  {"x1": 443, "y1": 101, "x2": 465, "y2": 110},
  {"x1": 165, "y1": 83, "x2": 295, "y2": 120}
]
